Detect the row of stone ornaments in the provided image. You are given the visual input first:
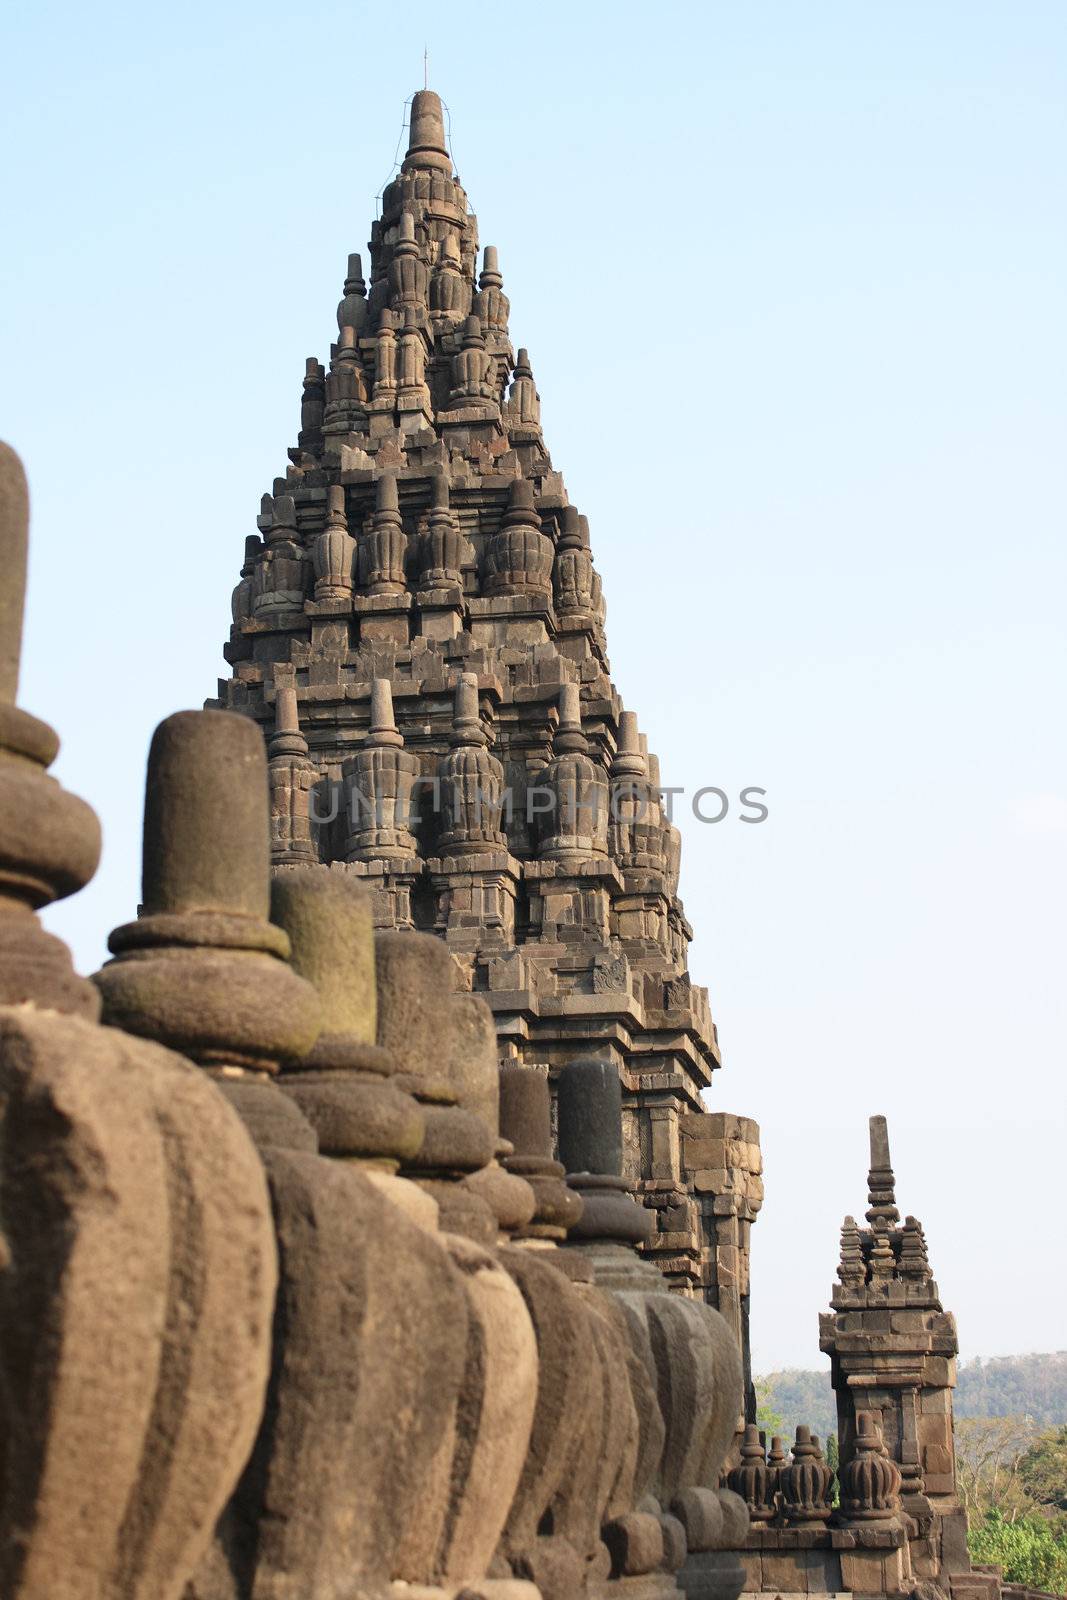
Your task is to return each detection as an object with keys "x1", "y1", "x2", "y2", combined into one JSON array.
[
  {"x1": 729, "y1": 1417, "x2": 903, "y2": 1526},
  {"x1": 0, "y1": 439, "x2": 746, "y2": 1600},
  {"x1": 268, "y1": 671, "x2": 682, "y2": 883},
  {"x1": 231, "y1": 475, "x2": 606, "y2": 651}
]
